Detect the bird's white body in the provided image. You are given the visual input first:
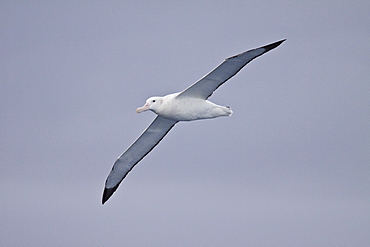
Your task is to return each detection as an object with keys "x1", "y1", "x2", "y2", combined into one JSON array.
[{"x1": 137, "y1": 93, "x2": 232, "y2": 121}]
